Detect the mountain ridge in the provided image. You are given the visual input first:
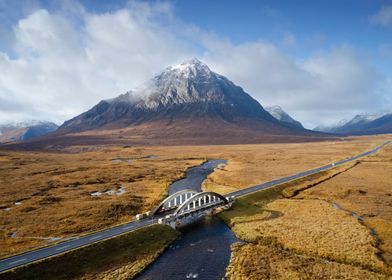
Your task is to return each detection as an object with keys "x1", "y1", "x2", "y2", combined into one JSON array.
[
  {"x1": 0, "y1": 121, "x2": 58, "y2": 143},
  {"x1": 314, "y1": 111, "x2": 392, "y2": 135},
  {"x1": 6, "y1": 59, "x2": 334, "y2": 148},
  {"x1": 59, "y1": 59, "x2": 303, "y2": 135},
  {"x1": 265, "y1": 105, "x2": 304, "y2": 129}
]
